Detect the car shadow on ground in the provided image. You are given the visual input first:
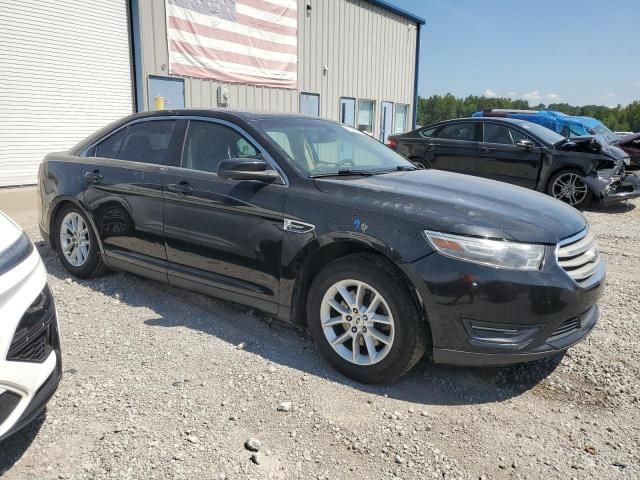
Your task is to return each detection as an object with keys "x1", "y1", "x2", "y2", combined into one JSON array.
[
  {"x1": 0, "y1": 413, "x2": 45, "y2": 475},
  {"x1": 40, "y1": 240, "x2": 563, "y2": 408},
  {"x1": 584, "y1": 200, "x2": 636, "y2": 214}
]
